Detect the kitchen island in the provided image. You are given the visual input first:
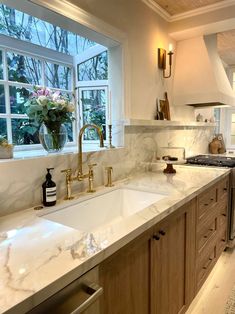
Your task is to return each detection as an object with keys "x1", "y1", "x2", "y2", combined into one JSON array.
[{"x1": 0, "y1": 165, "x2": 231, "y2": 313}]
